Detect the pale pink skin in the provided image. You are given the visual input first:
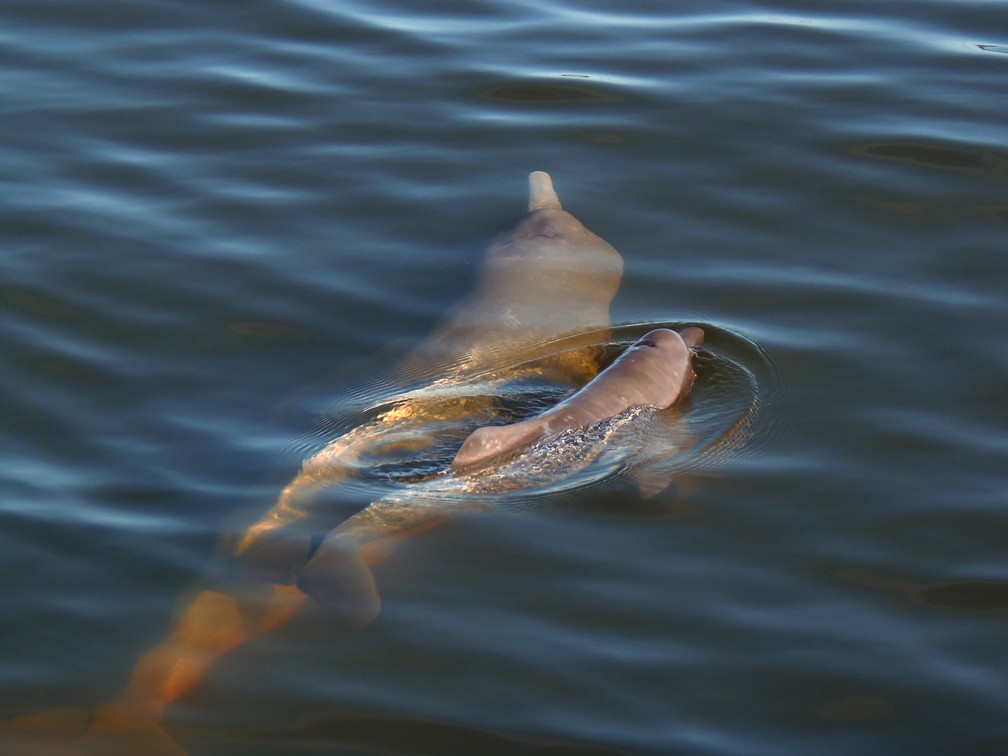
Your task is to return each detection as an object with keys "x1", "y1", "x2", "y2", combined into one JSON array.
[{"x1": 451, "y1": 326, "x2": 704, "y2": 475}]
